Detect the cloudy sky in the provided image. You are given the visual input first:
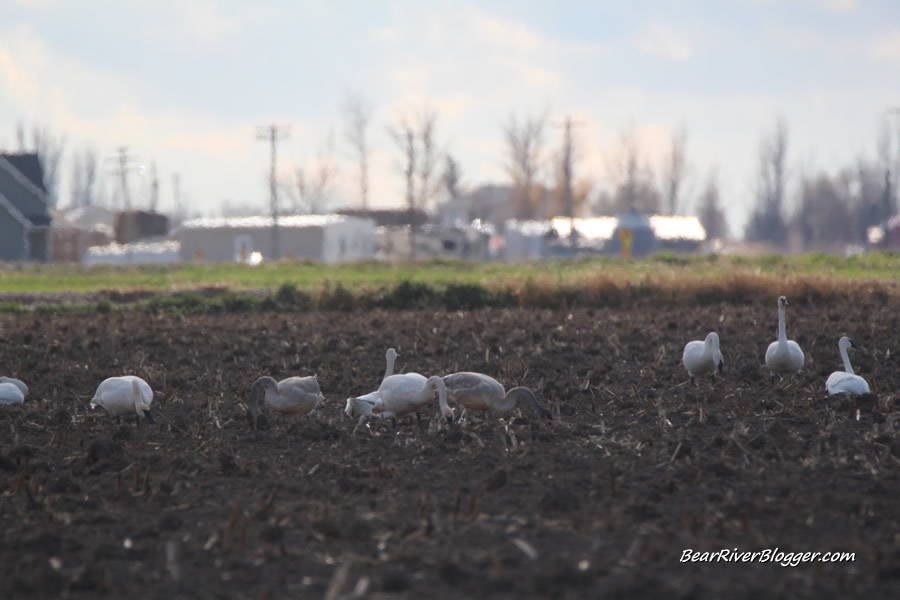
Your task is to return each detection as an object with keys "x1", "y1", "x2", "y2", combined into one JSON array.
[{"x1": 2, "y1": 0, "x2": 899, "y2": 233}]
